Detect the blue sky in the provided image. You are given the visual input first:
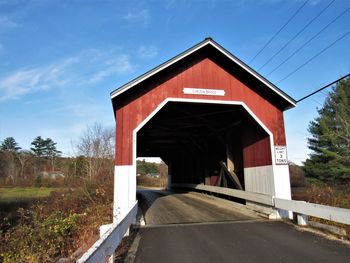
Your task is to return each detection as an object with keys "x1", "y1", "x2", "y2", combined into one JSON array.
[{"x1": 0, "y1": 0, "x2": 349, "y2": 164}]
